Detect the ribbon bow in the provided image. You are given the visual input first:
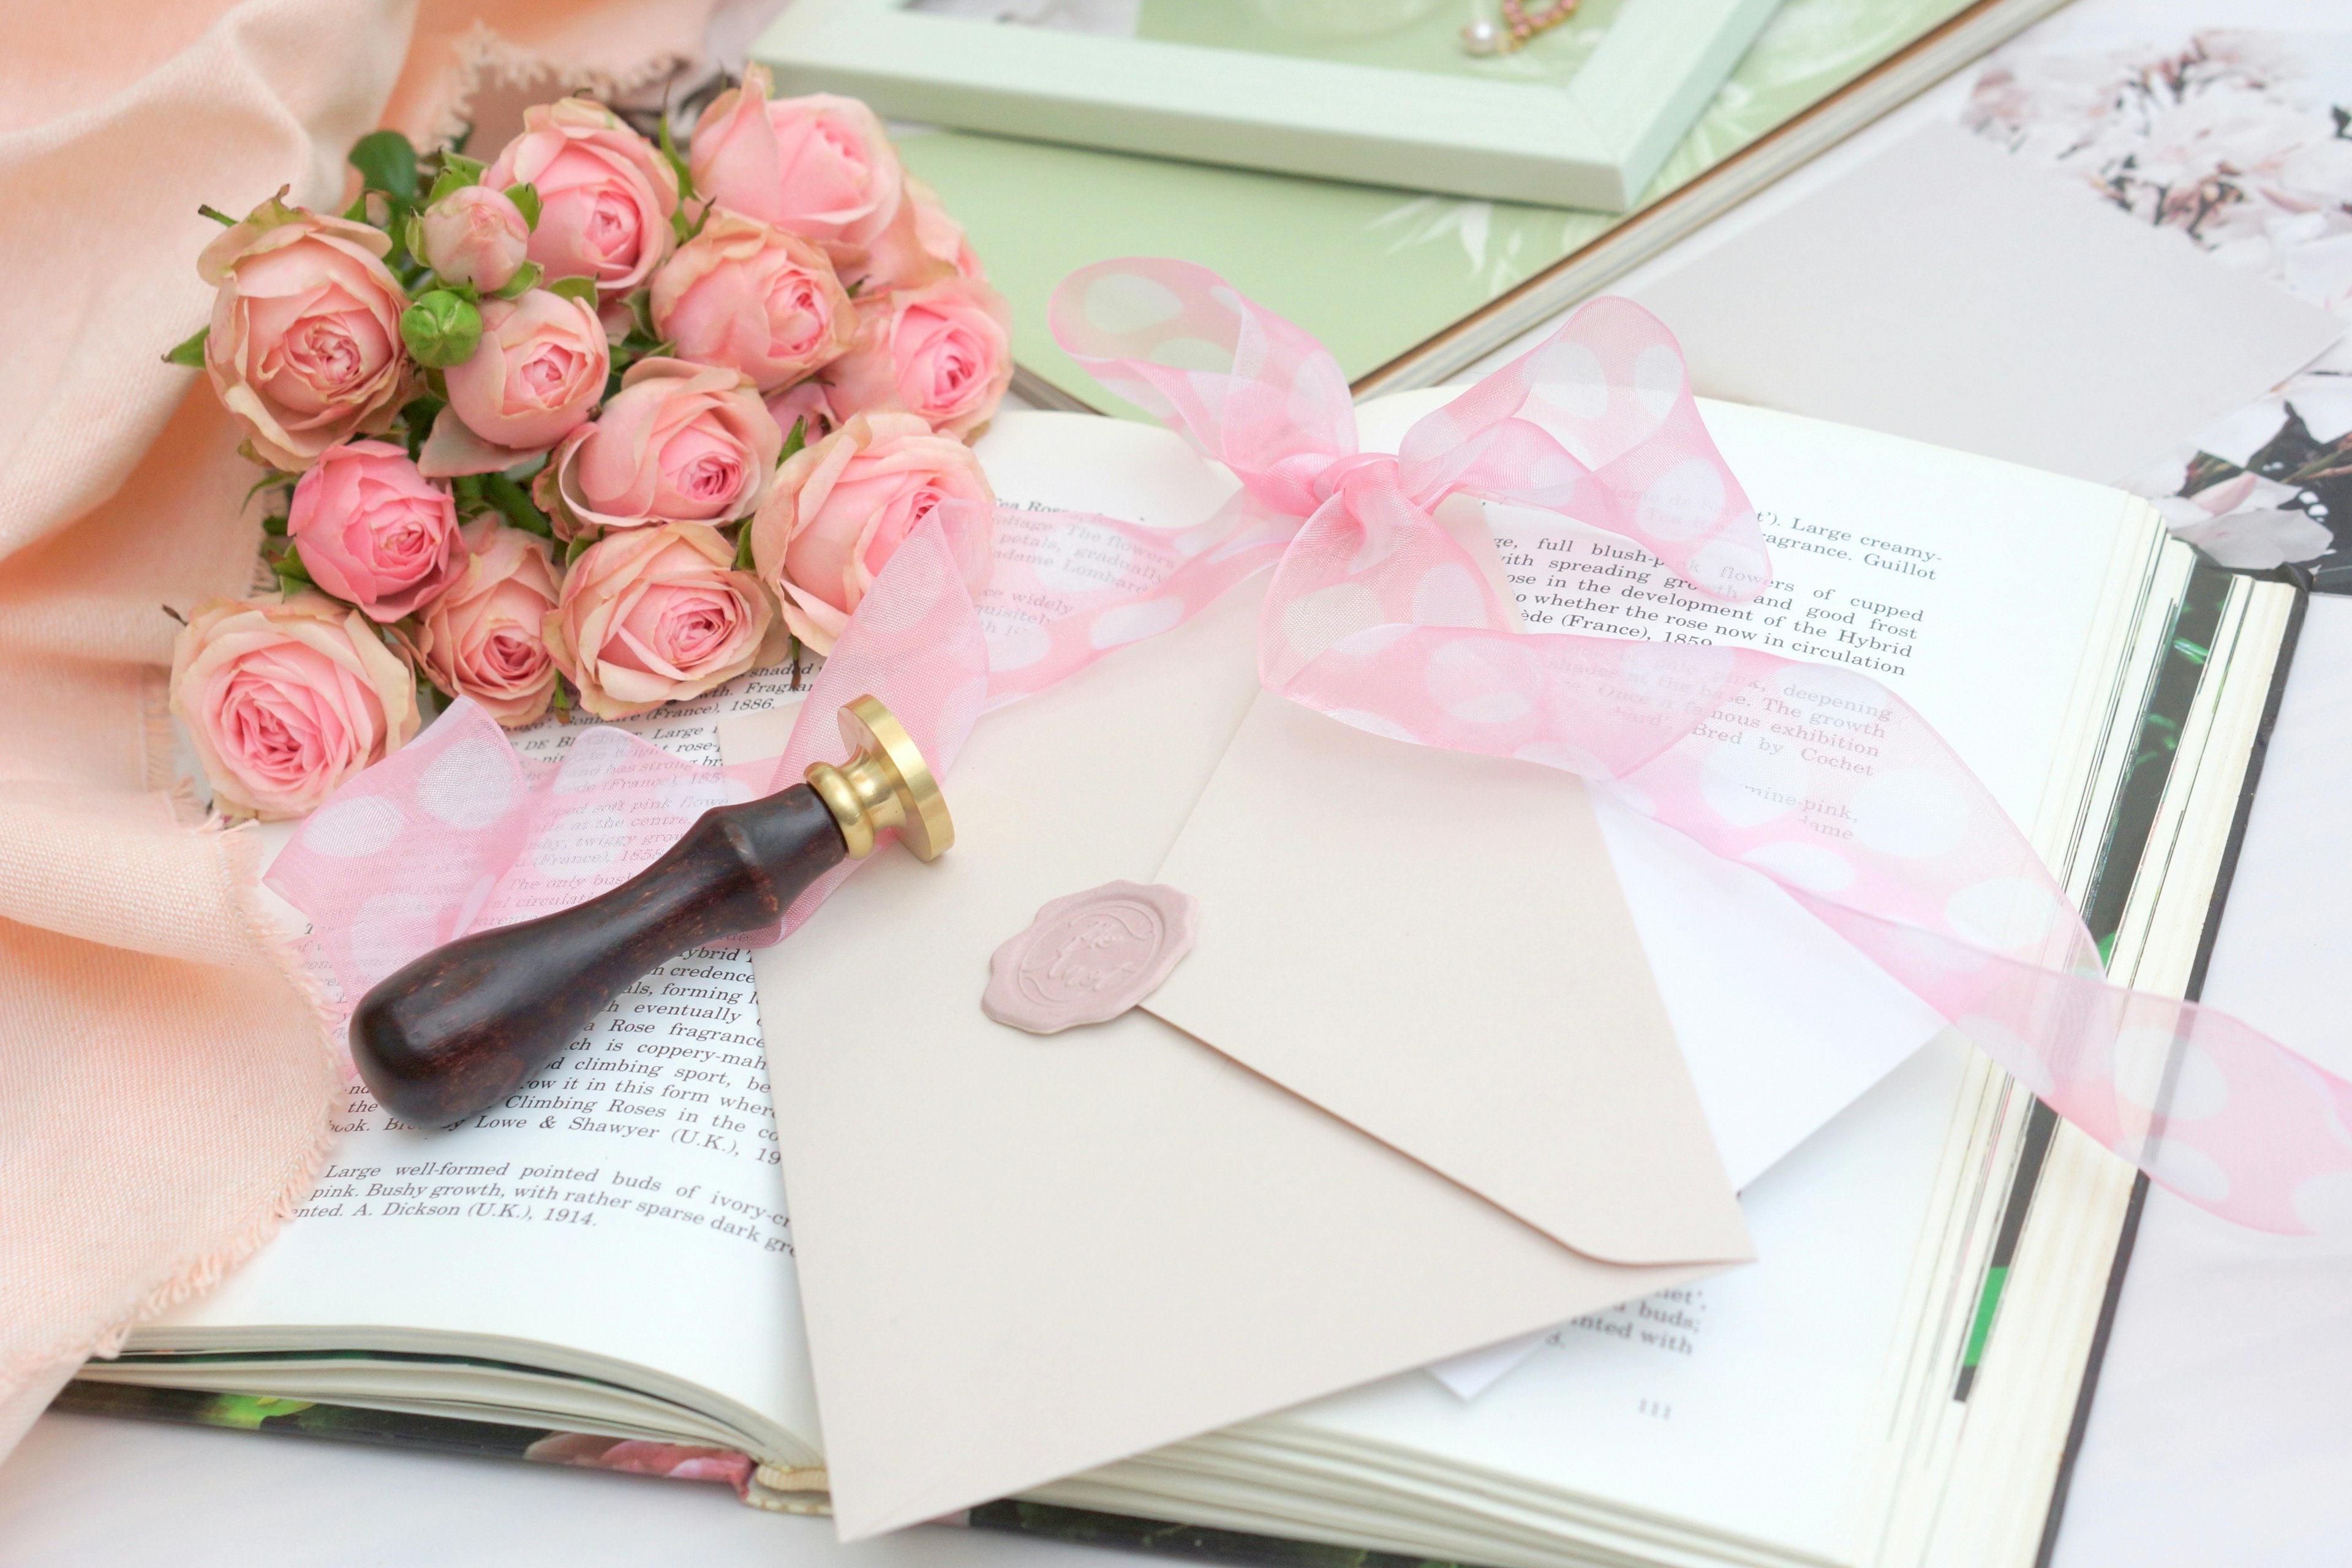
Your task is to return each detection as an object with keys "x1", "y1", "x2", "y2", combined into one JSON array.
[{"x1": 278, "y1": 259, "x2": 2352, "y2": 1234}]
